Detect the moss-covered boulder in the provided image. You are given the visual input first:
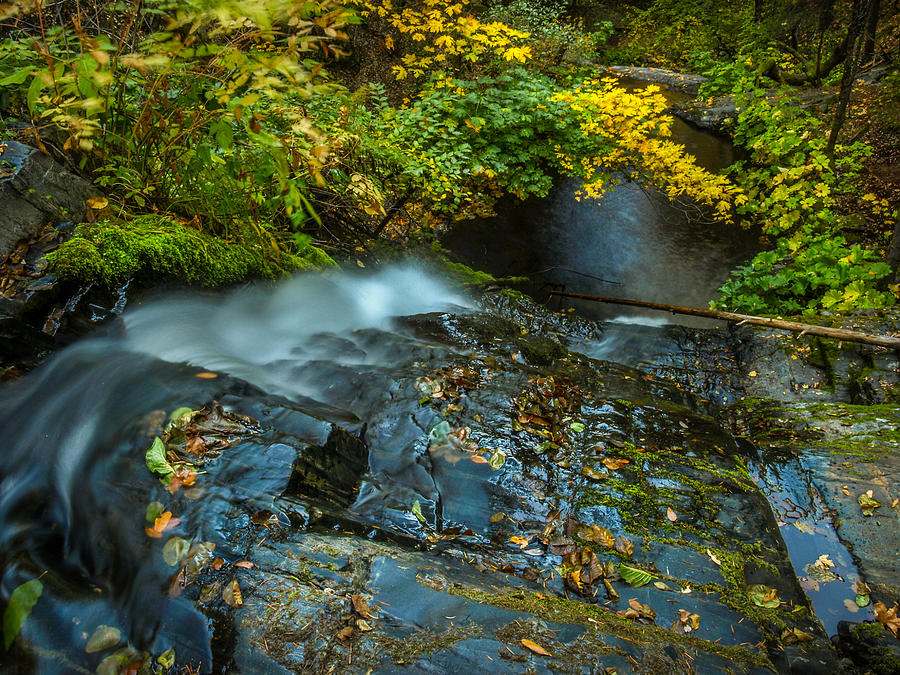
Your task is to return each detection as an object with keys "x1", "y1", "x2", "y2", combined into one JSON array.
[{"x1": 45, "y1": 215, "x2": 336, "y2": 287}]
